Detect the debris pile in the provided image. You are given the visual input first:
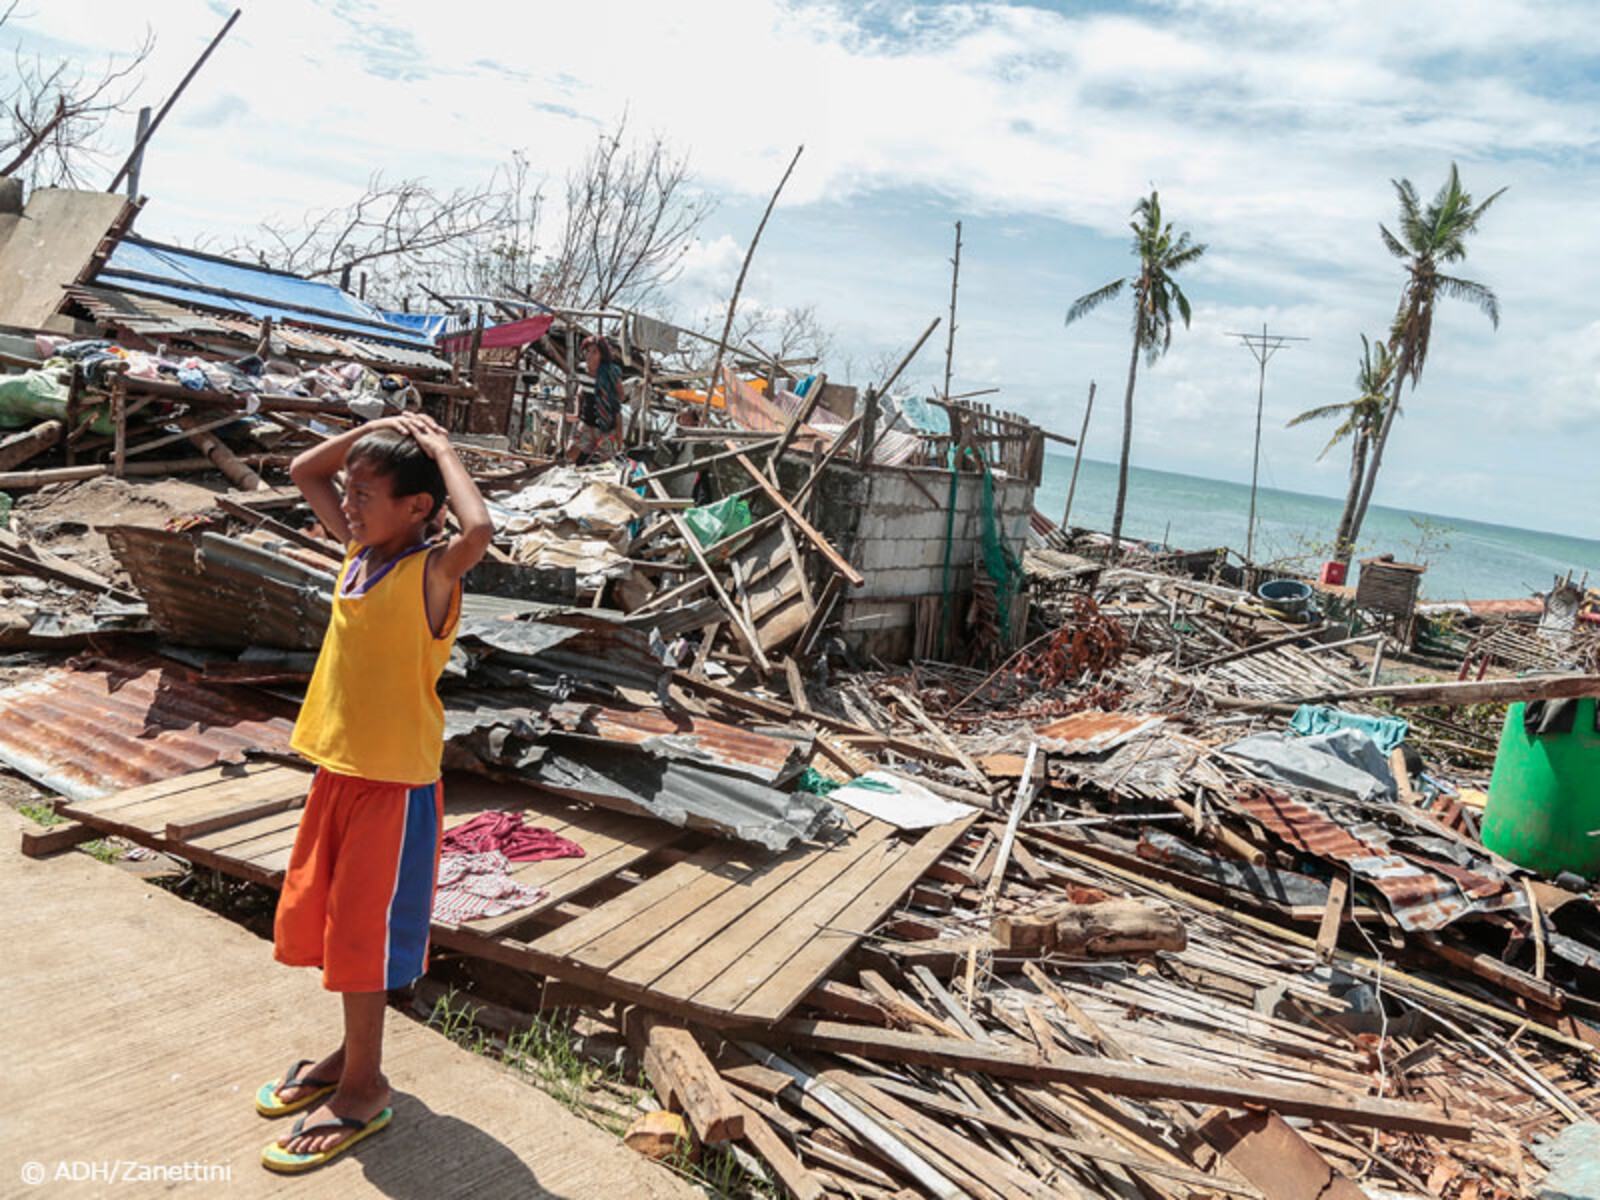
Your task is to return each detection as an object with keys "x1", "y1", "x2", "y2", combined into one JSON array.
[{"x1": 3, "y1": 203, "x2": 1598, "y2": 1199}]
